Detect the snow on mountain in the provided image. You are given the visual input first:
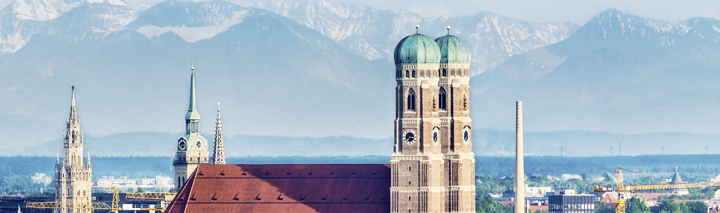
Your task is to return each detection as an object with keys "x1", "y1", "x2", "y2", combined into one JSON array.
[
  {"x1": 0, "y1": 0, "x2": 133, "y2": 52},
  {"x1": 126, "y1": 0, "x2": 250, "y2": 42},
  {"x1": 253, "y1": 0, "x2": 579, "y2": 75},
  {"x1": 10, "y1": 0, "x2": 83, "y2": 21},
  {"x1": 473, "y1": 8, "x2": 720, "y2": 136}
]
